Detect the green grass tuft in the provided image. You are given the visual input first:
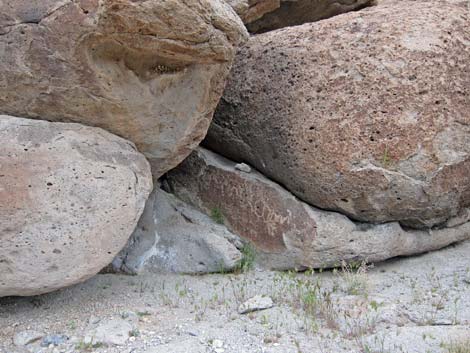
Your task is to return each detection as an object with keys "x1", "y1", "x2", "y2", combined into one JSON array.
[
  {"x1": 235, "y1": 243, "x2": 256, "y2": 273},
  {"x1": 210, "y1": 207, "x2": 224, "y2": 224}
]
